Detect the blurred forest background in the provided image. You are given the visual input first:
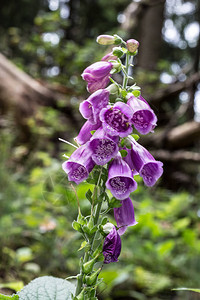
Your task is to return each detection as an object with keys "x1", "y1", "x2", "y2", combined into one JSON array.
[{"x1": 0, "y1": 0, "x2": 200, "y2": 299}]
